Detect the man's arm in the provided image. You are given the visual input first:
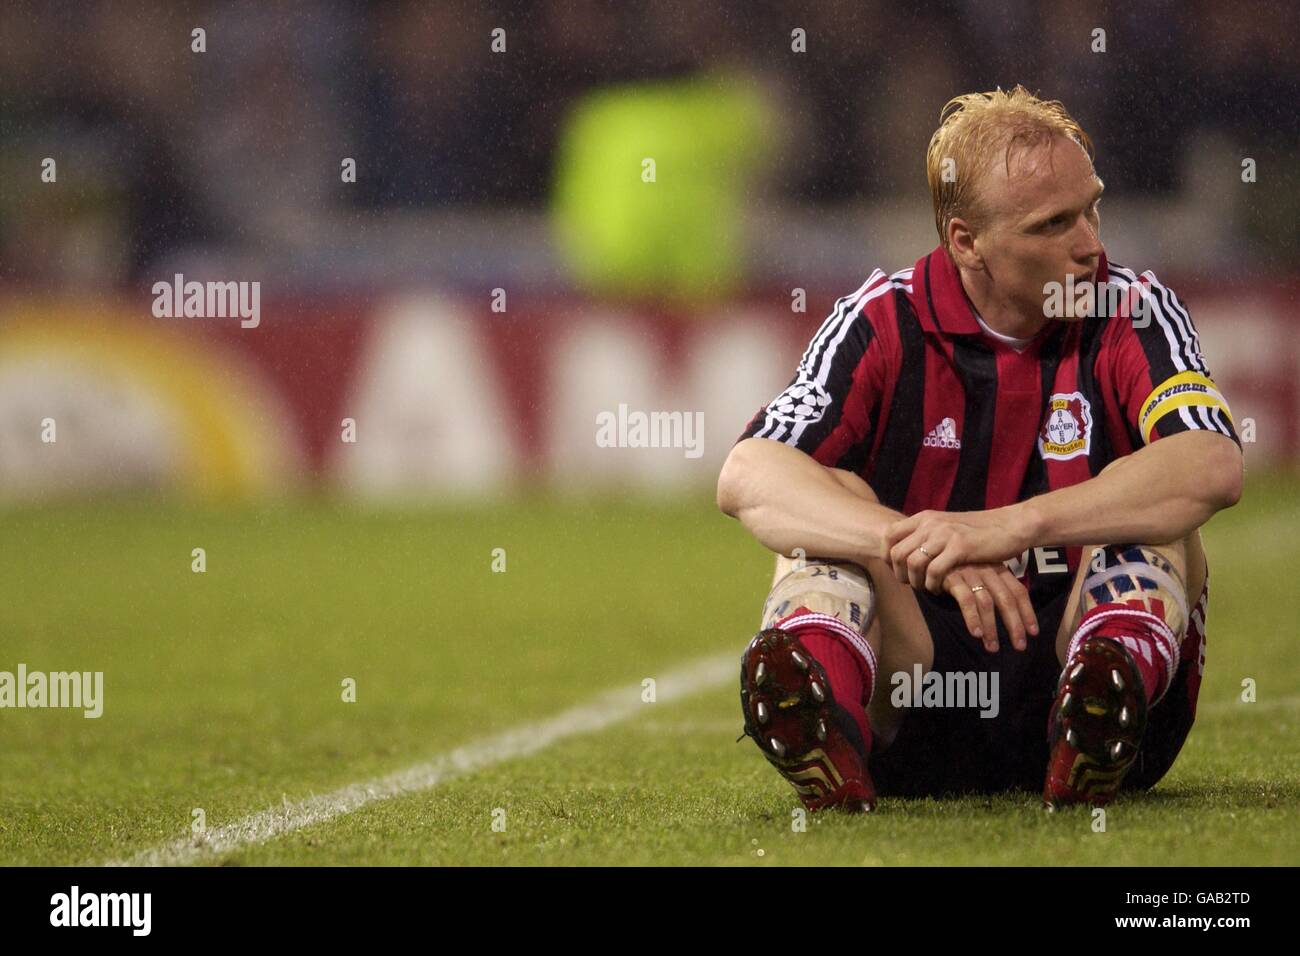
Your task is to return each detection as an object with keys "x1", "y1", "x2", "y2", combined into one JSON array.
[
  {"x1": 882, "y1": 430, "x2": 1243, "y2": 592},
  {"x1": 718, "y1": 436, "x2": 1042, "y2": 648},
  {"x1": 717, "y1": 437, "x2": 900, "y2": 565},
  {"x1": 1014, "y1": 429, "x2": 1243, "y2": 547}
]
